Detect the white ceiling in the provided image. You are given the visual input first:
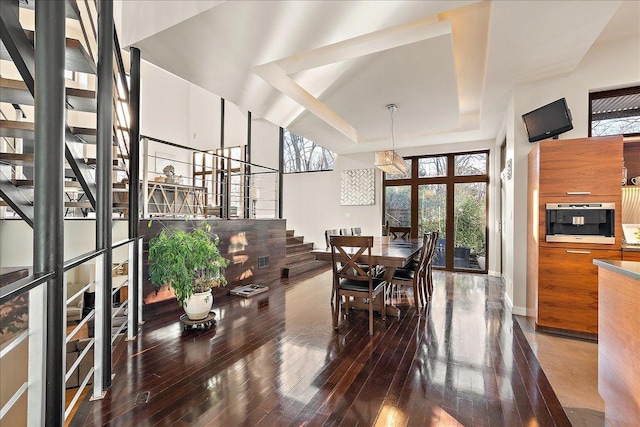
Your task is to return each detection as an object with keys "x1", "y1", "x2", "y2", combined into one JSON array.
[{"x1": 123, "y1": 0, "x2": 638, "y2": 154}]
